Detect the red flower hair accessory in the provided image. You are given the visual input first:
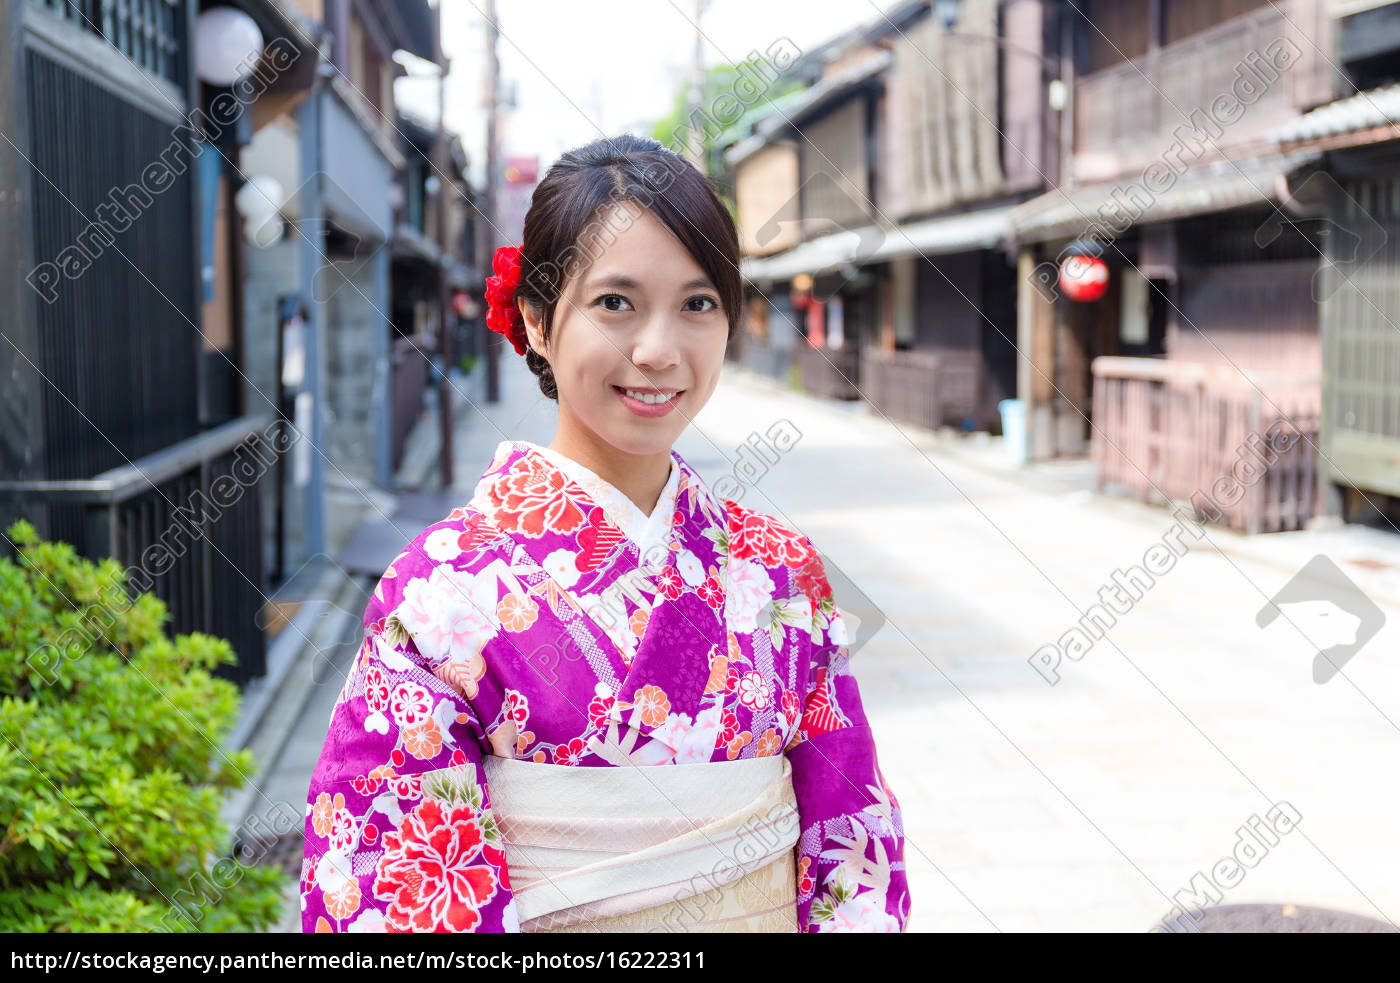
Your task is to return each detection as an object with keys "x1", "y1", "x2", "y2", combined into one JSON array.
[{"x1": 485, "y1": 244, "x2": 528, "y2": 356}]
